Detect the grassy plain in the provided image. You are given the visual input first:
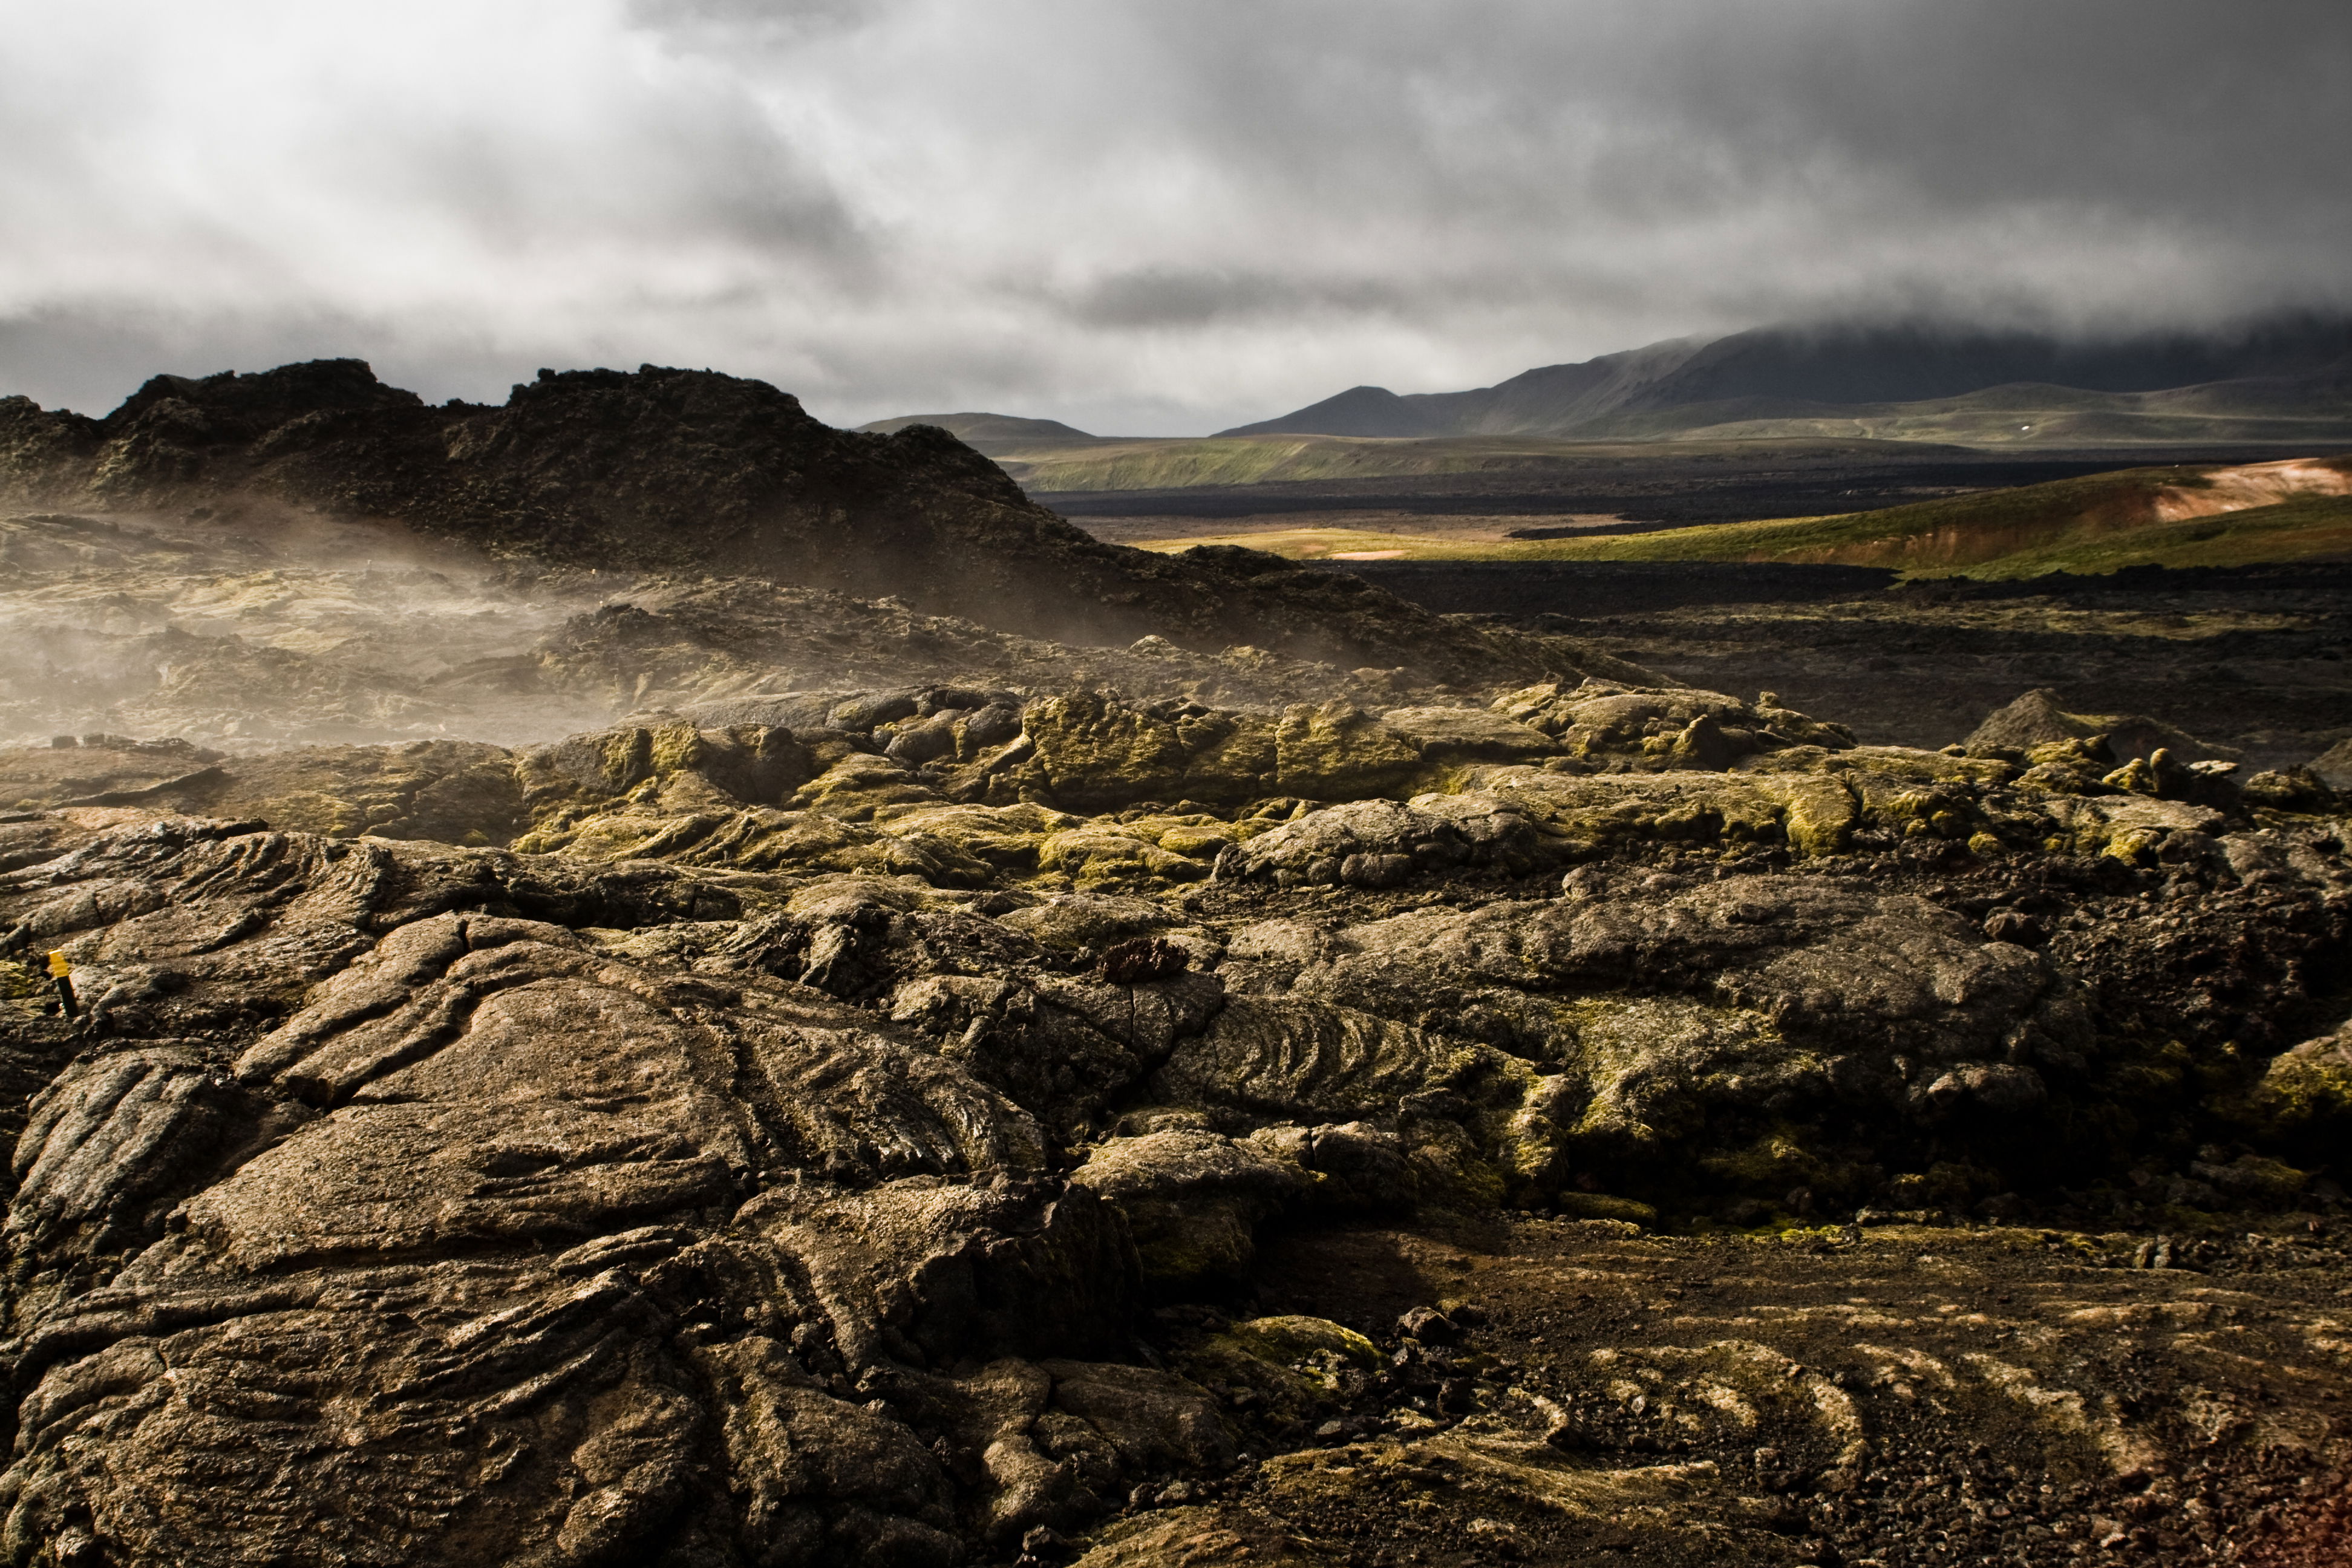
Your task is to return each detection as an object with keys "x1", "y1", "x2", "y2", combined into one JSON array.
[
  {"x1": 998, "y1": 433, "x2": 1933, "y2": 492},
  {"x1": 1132, "y1": 460, "x2": 2352, "y2": 579},
  {"x1": 1610, "y1": 380, "x2": 2352, "y2": 447},
  {"x1": 988, "y1": 397, "x2": 2352, "y2": 492}
]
